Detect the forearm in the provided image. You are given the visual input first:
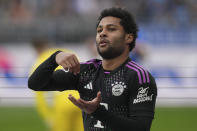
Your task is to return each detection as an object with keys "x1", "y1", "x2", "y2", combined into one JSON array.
[
  {"x1": 92, "y1": 105, "x2": 153, "y2": 131},
  {"x1": 28, "y1": 51, "x2": 61, "y2": 91}
]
